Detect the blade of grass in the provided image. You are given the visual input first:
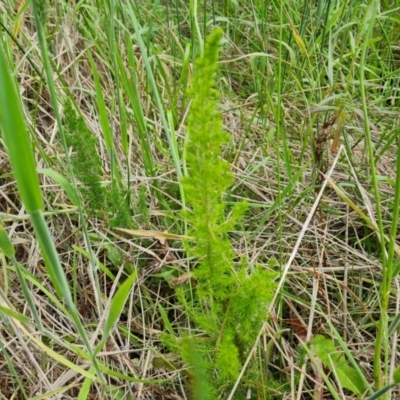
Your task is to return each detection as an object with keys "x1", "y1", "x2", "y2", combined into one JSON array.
[
  {"x1": 30, "y1": 0, "x2": 105, "y2": 316},
  {"x1": 126, "y1": 4, "x2": 184, "y2": 193},
  {"x1": 118, "y1": 42, "x2": 156, "y2": 179},
  {"x1": 87, "y1": 49, "x2": 114, "y2": 173},
  {"x1": 0, "y1": 26, "x2": 103, "y2": 382},
  {"x1": 358, "y1": 2, "x2": 392, "y2": 390},
  {"x1": 94, "y1": 271, "x2": 137, "y2": 355}
]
